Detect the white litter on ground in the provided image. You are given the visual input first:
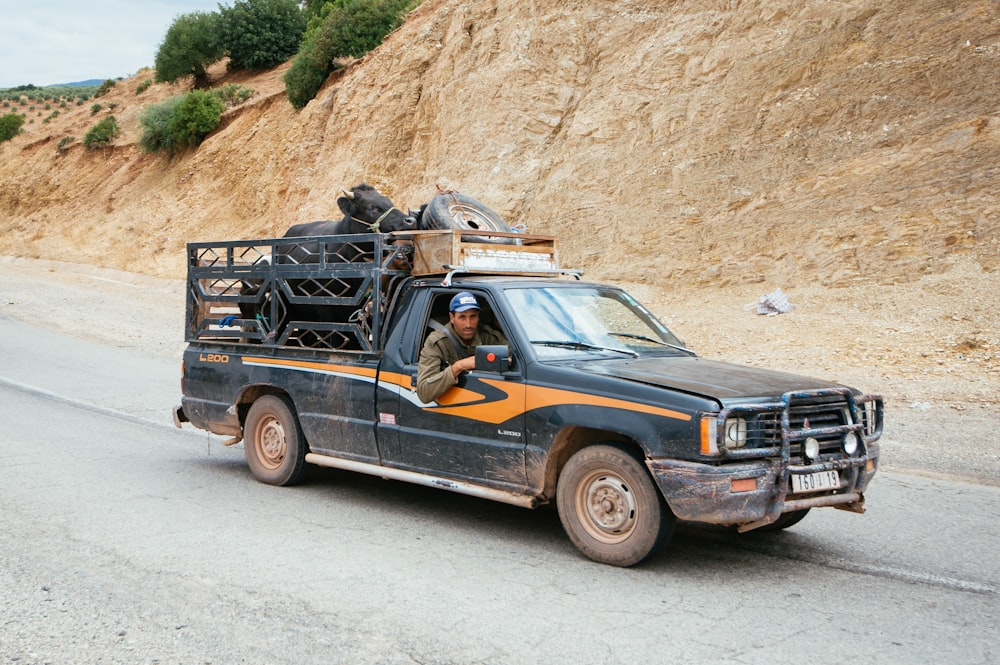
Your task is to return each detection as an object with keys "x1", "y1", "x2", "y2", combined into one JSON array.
[{"x1": 754, "y1": 288, "x2": 794, "y2": 315}]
